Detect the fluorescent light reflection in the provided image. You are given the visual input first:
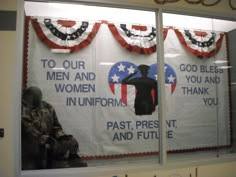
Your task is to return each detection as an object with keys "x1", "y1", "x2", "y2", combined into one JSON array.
[
  {"x1": 231, "y1": 82, "x2": 236, "y2": 85},
  {"x1": 165, "y1": 54, "x2": 181, "y2": 58},
  {"x1": 219, "y1": 66, "x2": 232, "y2": 69},
  {"x1": 214, "y1": 60, "x2": 228, "y2": 64},
  {"x1": 52, "y1": 68, "x2": 65, "y2": 70},
  {"x1": 99, "y1": 62, "x2": 114, "y2": 66}
]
